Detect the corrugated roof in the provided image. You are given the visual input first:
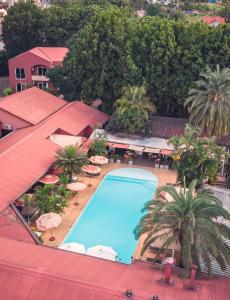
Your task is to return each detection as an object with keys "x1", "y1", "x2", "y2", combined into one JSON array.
[
  {"x1": 0, "y1": 237, "x2": 229, "y2": 300},
  {"x1": 0, "y1": 99, "x2": 109, "y2": 211},
  {"x1": 151, "y1": 116, "x2": 230, "y2": 147},
  {"x1": 0, "y1": 87, "x2": 66, "y2": 125},
  {"x1": 151, "y1": 116, "x2": 187, "y2": 139}
]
